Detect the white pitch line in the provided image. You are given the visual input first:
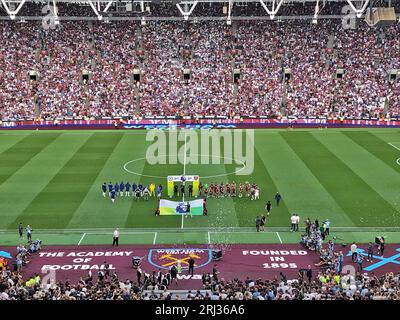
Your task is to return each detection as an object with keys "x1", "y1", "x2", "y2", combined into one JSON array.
[
  {"x1": 78, "y1": 233, "x2": 86, "y2": 245},
  {"x1": 387, "y1": 143, "x2": 400, "y2": 166},
  {"x1": 0, "y1": 226, "x2": 399, "y2": 233},
  {"x1": 153, "y1": 232, "x2": 157, "y2": 245},
  {"x1": 276, "y1": 232, "x2": 283, "y2": 244},
  {"x1": 181, "y1": 131, "x2": 188, "y2": 229},
  {"x1": 388, "y1": 142, "x2": 400, "y2": 152}
]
